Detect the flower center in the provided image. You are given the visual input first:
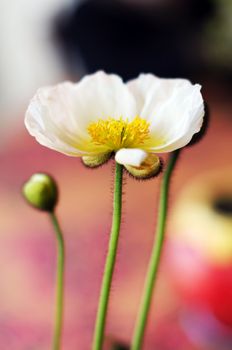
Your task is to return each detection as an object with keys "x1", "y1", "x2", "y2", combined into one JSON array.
[{"x1": 87, "y1": 116, "x2": 150, "y2": 150}]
